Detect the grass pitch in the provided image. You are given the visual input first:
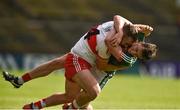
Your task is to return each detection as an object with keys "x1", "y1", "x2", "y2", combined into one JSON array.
[{"x1": 0, "y1": 71, "x2": 180, "y2": 109}]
